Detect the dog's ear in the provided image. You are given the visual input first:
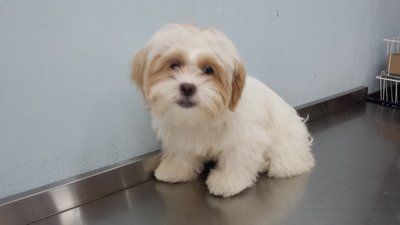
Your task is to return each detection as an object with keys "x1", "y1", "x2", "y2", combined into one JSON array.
[
  {"x1": 228, "y1": 59, "x2": 246, "y2": 111},
  {"x1": 131, "y1": 48, "x2": 147, "y2": 92}
]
